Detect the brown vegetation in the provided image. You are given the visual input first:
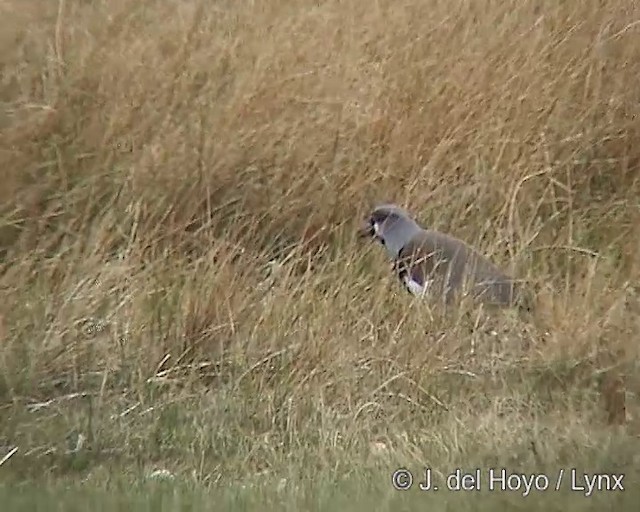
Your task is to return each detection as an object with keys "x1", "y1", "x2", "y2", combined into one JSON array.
[{"x1": 1, "y1": 0, "x2": 639, "y2": 499}]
